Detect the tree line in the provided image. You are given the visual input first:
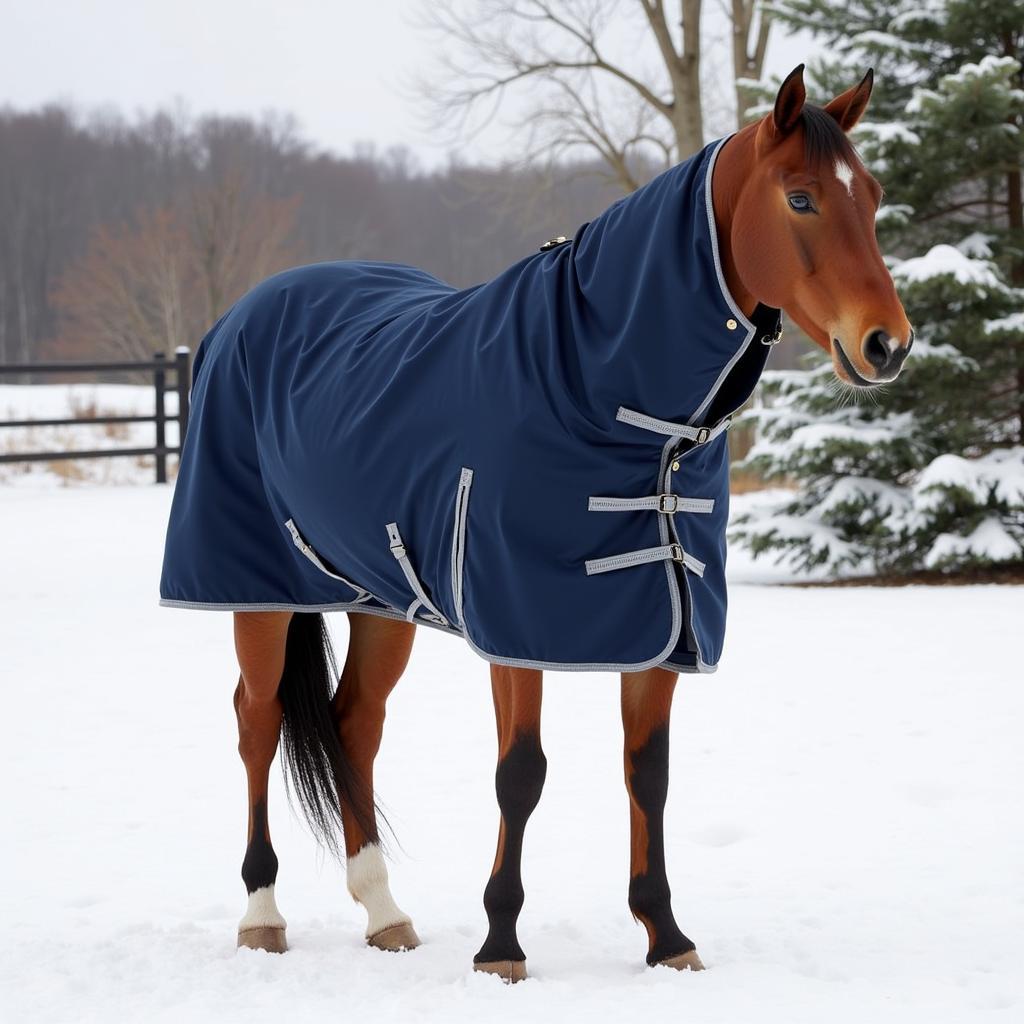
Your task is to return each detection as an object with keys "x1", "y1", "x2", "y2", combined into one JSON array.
[{"x1": 0, "y1": 103, "x2": 628, "y2": 366}]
